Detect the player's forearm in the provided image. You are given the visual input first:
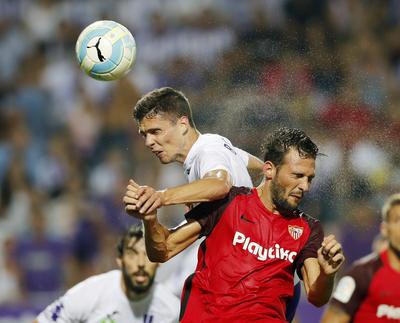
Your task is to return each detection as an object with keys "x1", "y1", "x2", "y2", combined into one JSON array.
[
  {"x1": 321, "y1": 306, "x2": 351, "y2": 323},
  {"x1": 162, "y1": 177, "x2": 231, "y2": 205},
  {"x1": 143, "y1": 218, "x2": 171, "y2": 263},
  {"x1": 143, "y1": 218, "x2": 201, "y2": 262},
  {"x1": 306, "y1": 271, "x2": 336, "y2": 307}
]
